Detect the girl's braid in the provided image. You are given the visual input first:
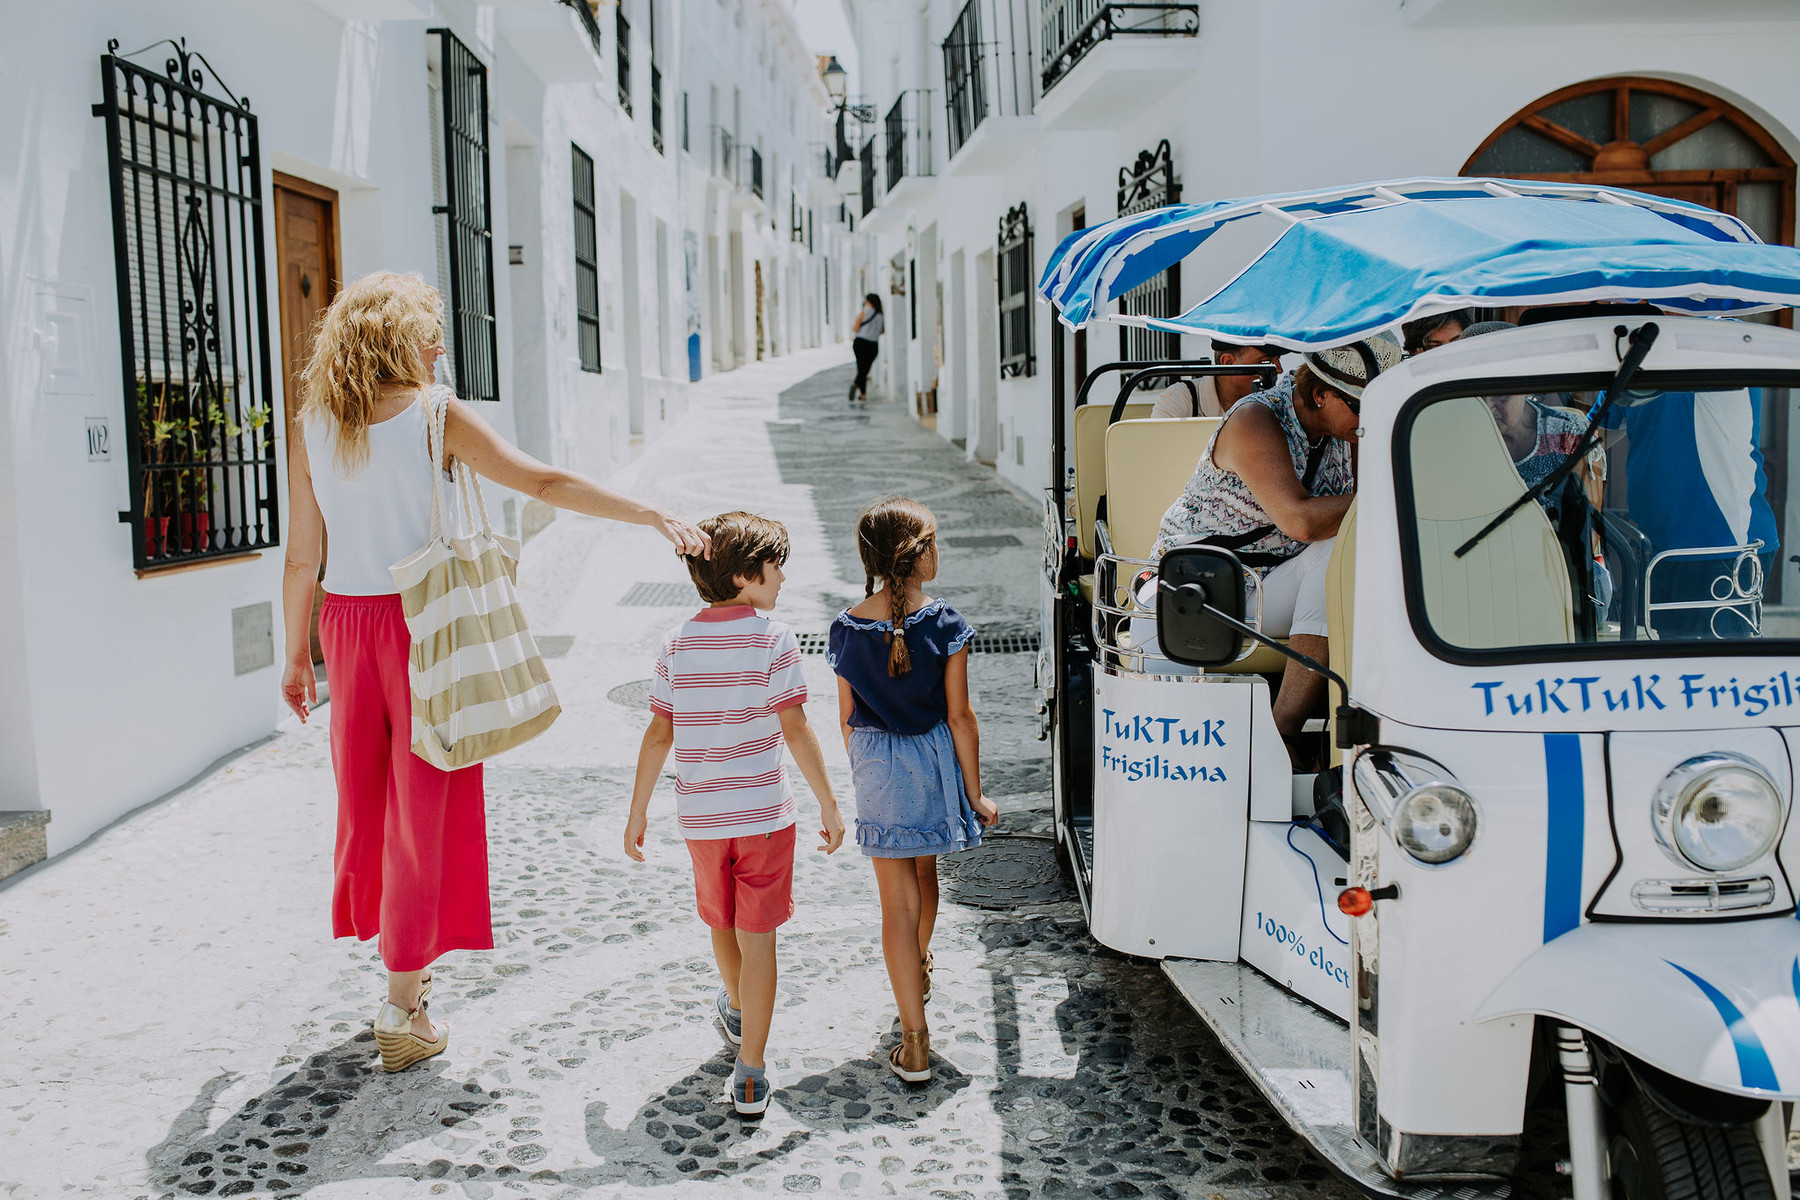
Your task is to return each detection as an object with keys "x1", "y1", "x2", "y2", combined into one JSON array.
[{"x1": 855, "y1": 497, "x2": 937, "y2": 677}]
